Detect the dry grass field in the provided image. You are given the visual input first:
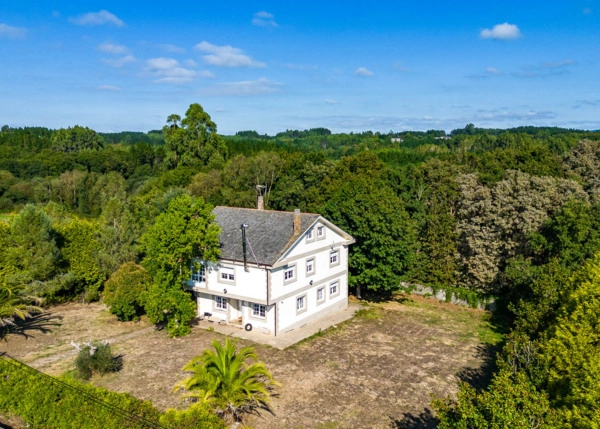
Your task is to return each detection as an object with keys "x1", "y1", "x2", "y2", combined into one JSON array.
[{"x1": 0, "y1": 295, "x2": 501, "y2": 428}]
